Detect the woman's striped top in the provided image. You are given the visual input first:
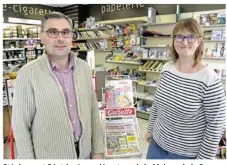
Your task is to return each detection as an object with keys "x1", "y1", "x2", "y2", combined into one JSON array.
[{"x1": 147, "y1": 61, "x2": 226, "y2": 159}]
